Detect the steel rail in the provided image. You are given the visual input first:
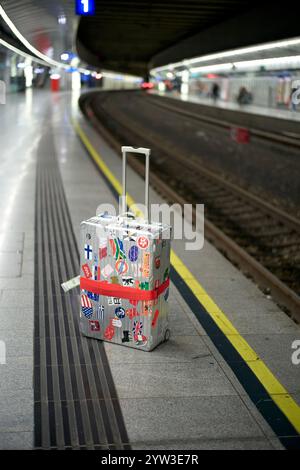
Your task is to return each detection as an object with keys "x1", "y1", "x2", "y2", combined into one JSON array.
[{"x1": 80, "y1": 92, "x2": 300, "y2": 322}]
